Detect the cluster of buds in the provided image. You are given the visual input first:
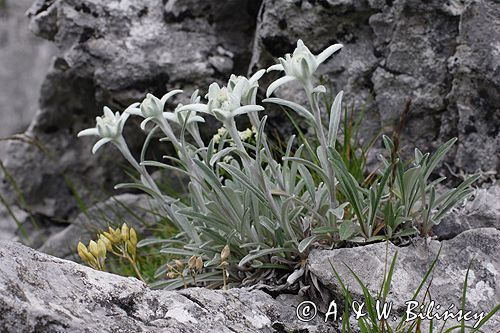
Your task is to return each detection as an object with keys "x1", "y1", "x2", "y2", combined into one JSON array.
[
  {"x1": 166, "y1": 260, "x2": 185, "y2": 279},
  {"x1": 101, "y1": 223, "x2": 138, "y2": 260},
  {"x1": 213, "y1": 126, "x2": 257, "y2": 146},
  {"x1": 77, "y1": 238, "x2": 108, "y2": 271},
  {"x1": 77, "y1": 223, "x2": 144, "y2": 282},
  {"x1": 188, "y1": 255, "x2": 204, "y2": 286},
  {"x1": 166, "y1": 260, "x2": 187, "y2": 288},
  {"x1": 166, "y1": 255, "x2": 204, "y2": 287}
]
